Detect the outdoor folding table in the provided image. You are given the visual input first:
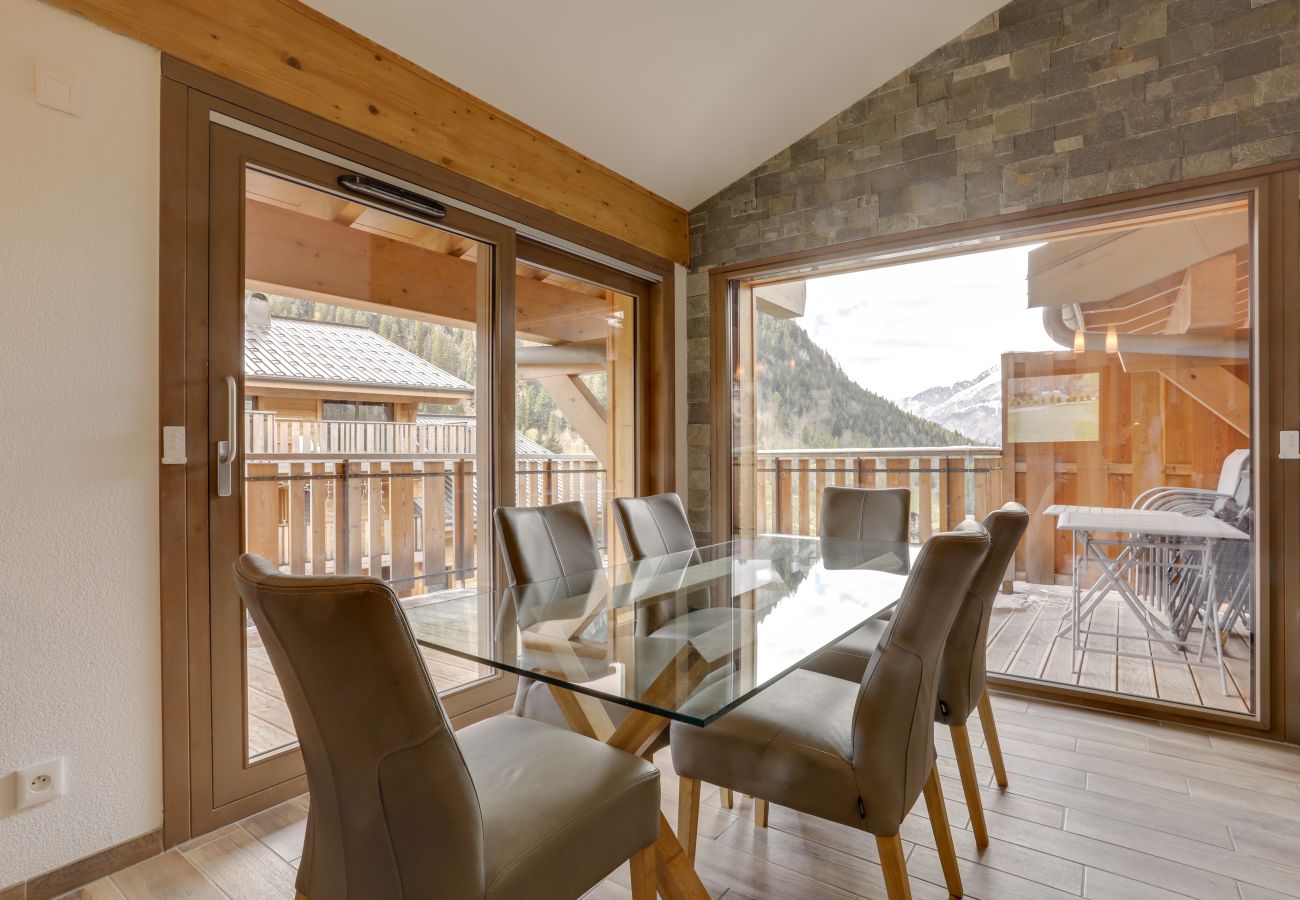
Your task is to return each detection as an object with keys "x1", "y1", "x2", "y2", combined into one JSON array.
[{"x1": 1045, "y1": 505, "x2": 1249, "y2": 693}]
